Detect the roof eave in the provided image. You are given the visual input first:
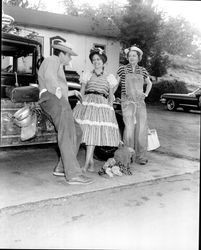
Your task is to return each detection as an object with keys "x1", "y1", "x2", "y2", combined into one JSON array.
[{"x1": 3, "y1": 5, "x2": 120, "y2": 39}]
